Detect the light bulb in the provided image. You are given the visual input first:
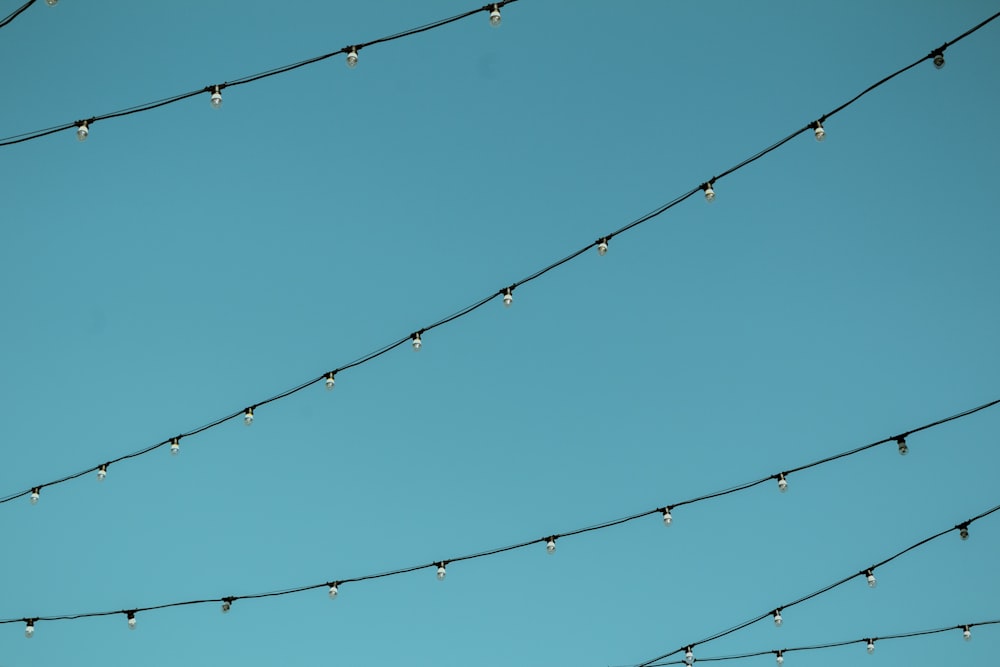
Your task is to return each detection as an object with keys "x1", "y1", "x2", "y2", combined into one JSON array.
[
  {"x1": 963, "y1": 626, "x2": 971, "y2": 641},
  {"x1": 346, "y1": 48, "x2": 358, "y2": 68},
  {"x1": 97, "y1": 464, "x2": 108, "y2": 482},
  {"x1": 597, "y1": 238, "x2": 608, "y2": 256},
  {"x1": 866, "y1": 639, "x2": 875, "y2": 654},
  {"x1": 959, "y1": 524, "x2": 969, "y2": 540},
  {"x1": 489, "y1": 4, "x2": 501, "y2": 26},
  {"x1": 546, "y1": 537, "x2": 556, "y2": 554},
  {"x1": 775, "y1": 650, "x2": 784, "y2": 665},
  {"x1": 813, "y1": 121, "x2": 825, "y2": 142},
  {"x1": 777, "y1": 474, "x2": 788, "y2": 493},
  {"x1": 210, "y1": 86, "x2": 222, "y2": 109},
  {"x1": 773, "y1": 610, "x2": 782, "y2": 627},
  {"x1": 412, "y1": 333, "x2": 422, "y2": 351},
  {"x1": 933, "y1": 52, "x2": 945, "y2": 69},
  {"x1": 684, "y1": 647, "x2": 694, "y2": 665},
  {"x1": 30, "y1": 487, "x2": 40, "y2": 505},
  {"x1": 170, "y1": 437, "x2": 180, "y2": 455},
  {"x1": 436, "y1": 563, "x2": 447, "y2": 580},
  {"x1": 244, "y1": 407, "x2": 254, "y2": 426},
  {"x1": 896, "y1": 437, "x2": 908, "y2": 455},
  {"x1": 325, "y1": 372, "x2": 336, "y2": 391},
  {"x1": 46, "y1": 0, "x2": 58, "y2": 5},
  {"x1": 127, "y1": 612, "x2": 136, "y2": 630},
  {"x1": 221, "y1": 599, "x2": 232, "y2": 613},
  {"x1": 866, "y1": 569, "x2": 877, "y2": 588},
  {"x1": 76, "y1": 121, "x2": 89, "y2": 141},
  {"x1": 25, "y1": 620, "x2": 35, "y2": 638},
  {"x1": 328, "y1": 583, "x2": 339, "y2": 599},
  {"x1": 502, "y1": 288, "x2": 513, "y2": 307},
  {"x1": 662, "y1": 508, "x2": 672, "y2": 526},
  {"x1": 703, "y1": 183, "x2": 715, "y2": 203}
]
